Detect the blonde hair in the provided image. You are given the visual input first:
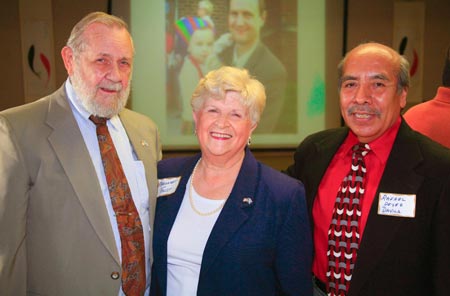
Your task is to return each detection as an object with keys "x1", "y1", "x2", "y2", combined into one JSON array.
[{"x1": 191, "y1": 66, "x2": 266, "y2": 125}]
